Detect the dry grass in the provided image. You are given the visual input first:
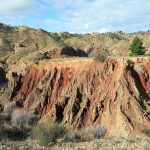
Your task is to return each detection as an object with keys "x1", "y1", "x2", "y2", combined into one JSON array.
[
  {"x1": 64, "y1": 125, "x2": 107, "y2": 142},
  {"x1": 32, "y1": 122, "x2": 67, "y2": 146},
  {"x1": 11, "y1": 109, "x2": 38, "y2": 129}
]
